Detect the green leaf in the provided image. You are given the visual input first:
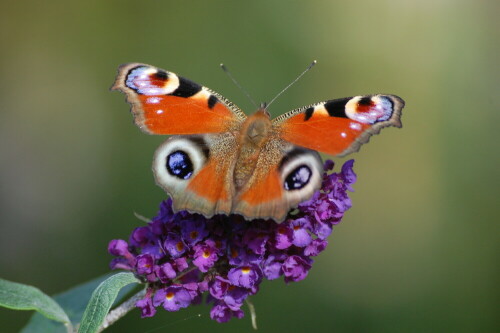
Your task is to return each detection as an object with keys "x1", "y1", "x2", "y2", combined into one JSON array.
[
  {"x1": 0, "y1": 277, "x2": 70, "y2": 328},
  {"x1": 78, "y1": 272, "x2": 140, "y2": 333},
  {"x1": 21, "y1": 272, "x2": 140, "y2": 333}
]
